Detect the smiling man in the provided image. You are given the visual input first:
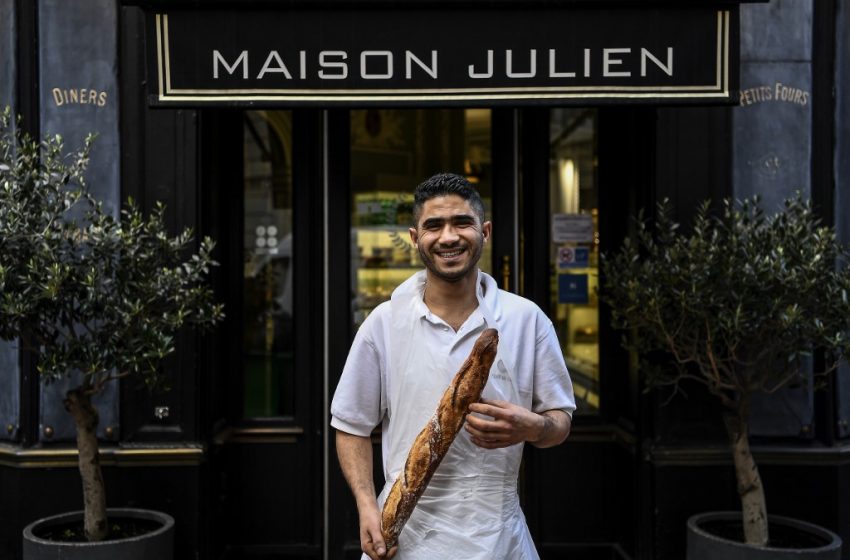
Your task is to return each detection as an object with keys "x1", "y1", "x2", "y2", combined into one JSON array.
[{"x1": 331, "y1": 172, "x2": 576, "y2": 560}]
